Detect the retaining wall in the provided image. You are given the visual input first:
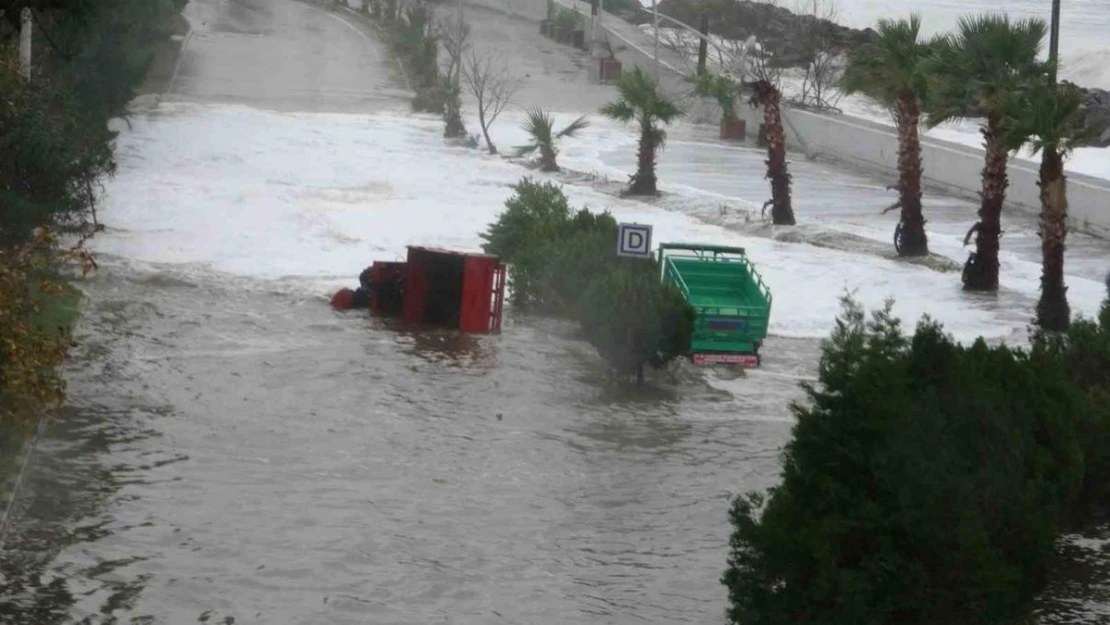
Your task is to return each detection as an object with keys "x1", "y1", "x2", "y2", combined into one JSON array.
[
  {"x1": 731, "y1": 100, "x2": 1110, "y2": 238},
  {"x1": 559, "y1": 0, "x2": 1110, "y2": 238}
]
